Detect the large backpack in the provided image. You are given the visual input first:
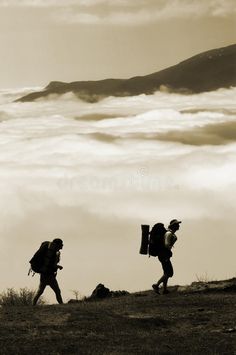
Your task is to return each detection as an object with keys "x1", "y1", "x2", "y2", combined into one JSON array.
[
  {"x1": 29, "y1": 241, "x2": 49, "y2": 273},
  {"x1": 149, "y1": 223, "x2": 167, "y2": 256},
  {"x1": 139, "y1": 223, "x2": 167, "y2": 257}
]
